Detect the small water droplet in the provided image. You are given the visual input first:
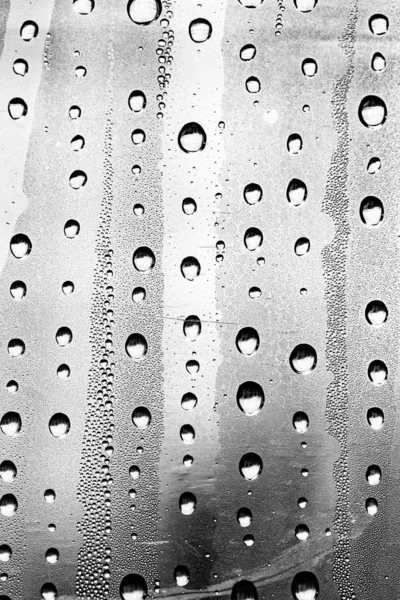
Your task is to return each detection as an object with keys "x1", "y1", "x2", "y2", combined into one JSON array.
[
  {"x1": 287, "y1": 179, "x2": 307, "y2": 207},
  {"x1": 126, "y1": 334, "x2": 148, "y2": 360},
  {"x1": 289, "y1": 344, "x2": 317, "y2": 374},
  {"x1": 366, "y1": 497, "x2": 378, "y2": 516},
  {"x1": 127, "y1": 0, "x2": 161, "y2": 25},
  {"x1": 366, "y1": 464, "x2": 381, "y2": 485},
  {"x1": 179, "y1": 491, "x2": 196, "y2": 515},
  {"x1": 49, "y1": 413, "x2": 70, "y2": 438},
  {"x1": 359, "y1": 96, "x2": 387, "y2": 128},
  {"x1": 368, "y1": 360, "x2": 387, "y2": 385},
  {"x1": 236, "y1": 327, "x2": 259, "y2": 356},
  {"x1": 10, "y1": 280, "x2": 26, "y2": 301},
  {"x1": 360, "y1": 196, "x2": 383, "y2": 227},
  {"x1": 294, "y1": 238, "x2": 310, "y2": 256},
  {"x1": 181, "y1": 257, "x2": 201, "y2": 280},
  {"x1": 239, "y1": 452, "x2": 262, "y2": 480},
  {"x1": 10, "y1": 233, "x2": 31, "y2": 259},
  {"x1": 371, "y1": 52, "x2": 386, "y2": 72},
  {"x1": 133, "y1": 247, "x2": 155, "y2": 272},
  {"x1": 369, "y1": 14, "x2": 388, "y2": 36},
  {"x1": 367, "y1": 407, "x2": 384, "y2": 430},
  {"x1": 20, "y1": 21, "x2": 38, "y2": 41},
  {"x1": 0, "y1": 461, "x2": 17, "y2": 483},
  {"x1": 174, "y1": 565, "x2": 189, "y2": 586},
  {"x1": 302, "y1": 58, "x2": 317, "y2": 77},
  {"x1": 178, "y1": 122, "x2": 206, "y2": 153},
  {"x1": 244, "y1": 228, "x2": 263, "y2": 251},
  {"x1": 132, "y1": 407, "x2": 151, "y2": 429},
  {"x1": 291, "y1": 572, "x2": 319, "y2": 600},
  {"x1": 293, "y1": 412, "x2": 309, "y2": 433},
  {"x1": 244, "y1": 183, "x2": 262, "y2": 205},
  {"x1": 367, "y1": 157, "x2": 381, "y2": 174},
  {"x1": 237, "y1": 382, "x2": 264, "y2": 415},
  {"x1": 13, "y1": 59, "x2": 28, "y2": 76},
  {"x1": 189, "y1": 18, "x2": 212, "y2": 42}
]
